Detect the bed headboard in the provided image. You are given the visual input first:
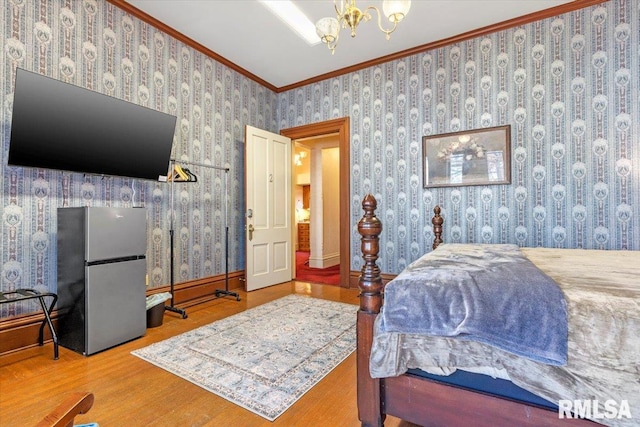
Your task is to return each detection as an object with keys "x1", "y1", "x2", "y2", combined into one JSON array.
[{"x1": 432, "y1": 205, "x2": 443, "y2": 249}]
